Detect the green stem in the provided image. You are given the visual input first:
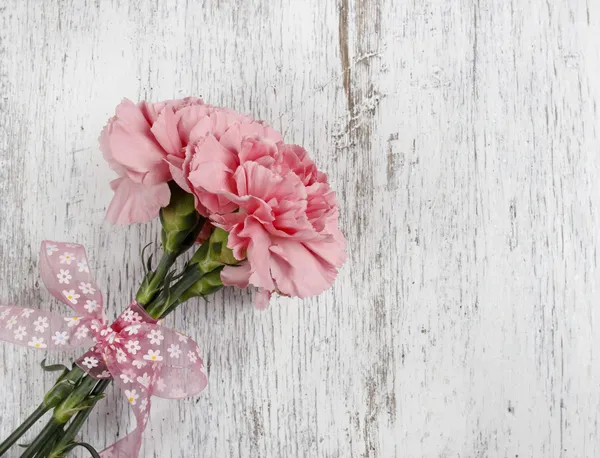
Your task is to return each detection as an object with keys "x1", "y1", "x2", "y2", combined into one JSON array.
[
  {"x1": 47, "y1": 380, "x2": 110, "y2": 458},
  {"x1": 19, "y1": 419, "x2": 62, "y2": 458},
  {"x1": 135, "y1": 251, "x2": 178, "y2": 305},
  {"x1": 0, "y1": 365, "x2": 86, "y2": 457},
  {"x1": 23, "y1": 377, "x2": 99, "y2": 457},
  {"x1": 0, "y1": 404, "x2": 48, "y2": 456},
  {"x1": 145, "y1": 266, "x2": 205, "y2": 318},
  {"x1": 33, "y1": 426, "x2": 62, "y2": 458}
]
